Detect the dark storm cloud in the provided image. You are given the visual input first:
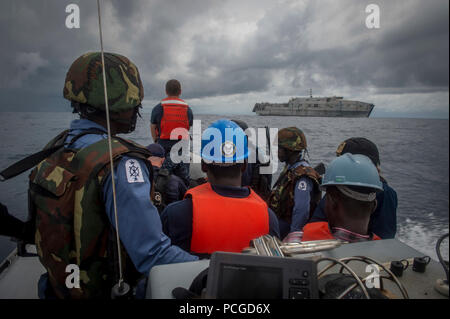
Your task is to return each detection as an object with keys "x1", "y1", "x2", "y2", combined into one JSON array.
[
  {"x1": 0, "y1": 0, "x2": 448, "y2": 115},
  {"x1": 179, "y1": 0, "x2": 449, "y2": 99}
]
